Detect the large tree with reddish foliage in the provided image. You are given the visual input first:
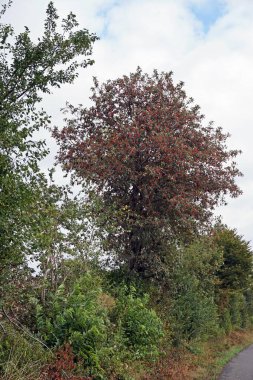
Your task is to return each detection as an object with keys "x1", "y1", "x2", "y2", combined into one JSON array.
[{"x1": 54, "y1": 68, "x2": 242, "y2": 276}]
